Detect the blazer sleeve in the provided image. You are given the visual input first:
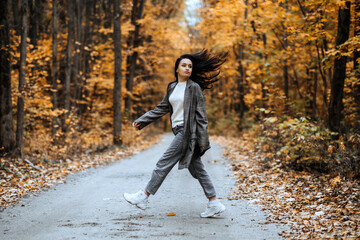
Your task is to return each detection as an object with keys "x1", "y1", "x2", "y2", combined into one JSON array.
[
  {"x1": 134, "y1": 90, "x2": 170, "y2": 130},
  {"x1": 195, "y1": 87, "x2": 210, "y2": 148}
]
